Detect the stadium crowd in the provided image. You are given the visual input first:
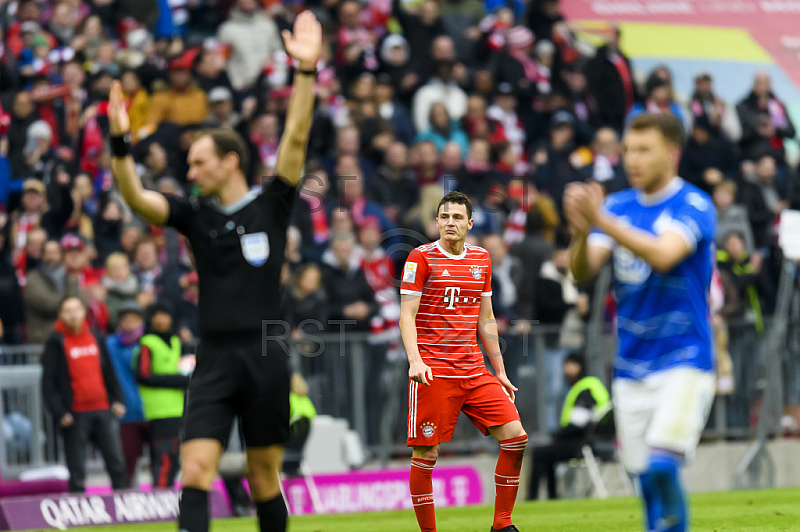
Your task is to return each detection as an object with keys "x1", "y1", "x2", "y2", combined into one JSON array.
[{"x1": 0, "y1": 0, "x2": 796, "y2": 478}]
